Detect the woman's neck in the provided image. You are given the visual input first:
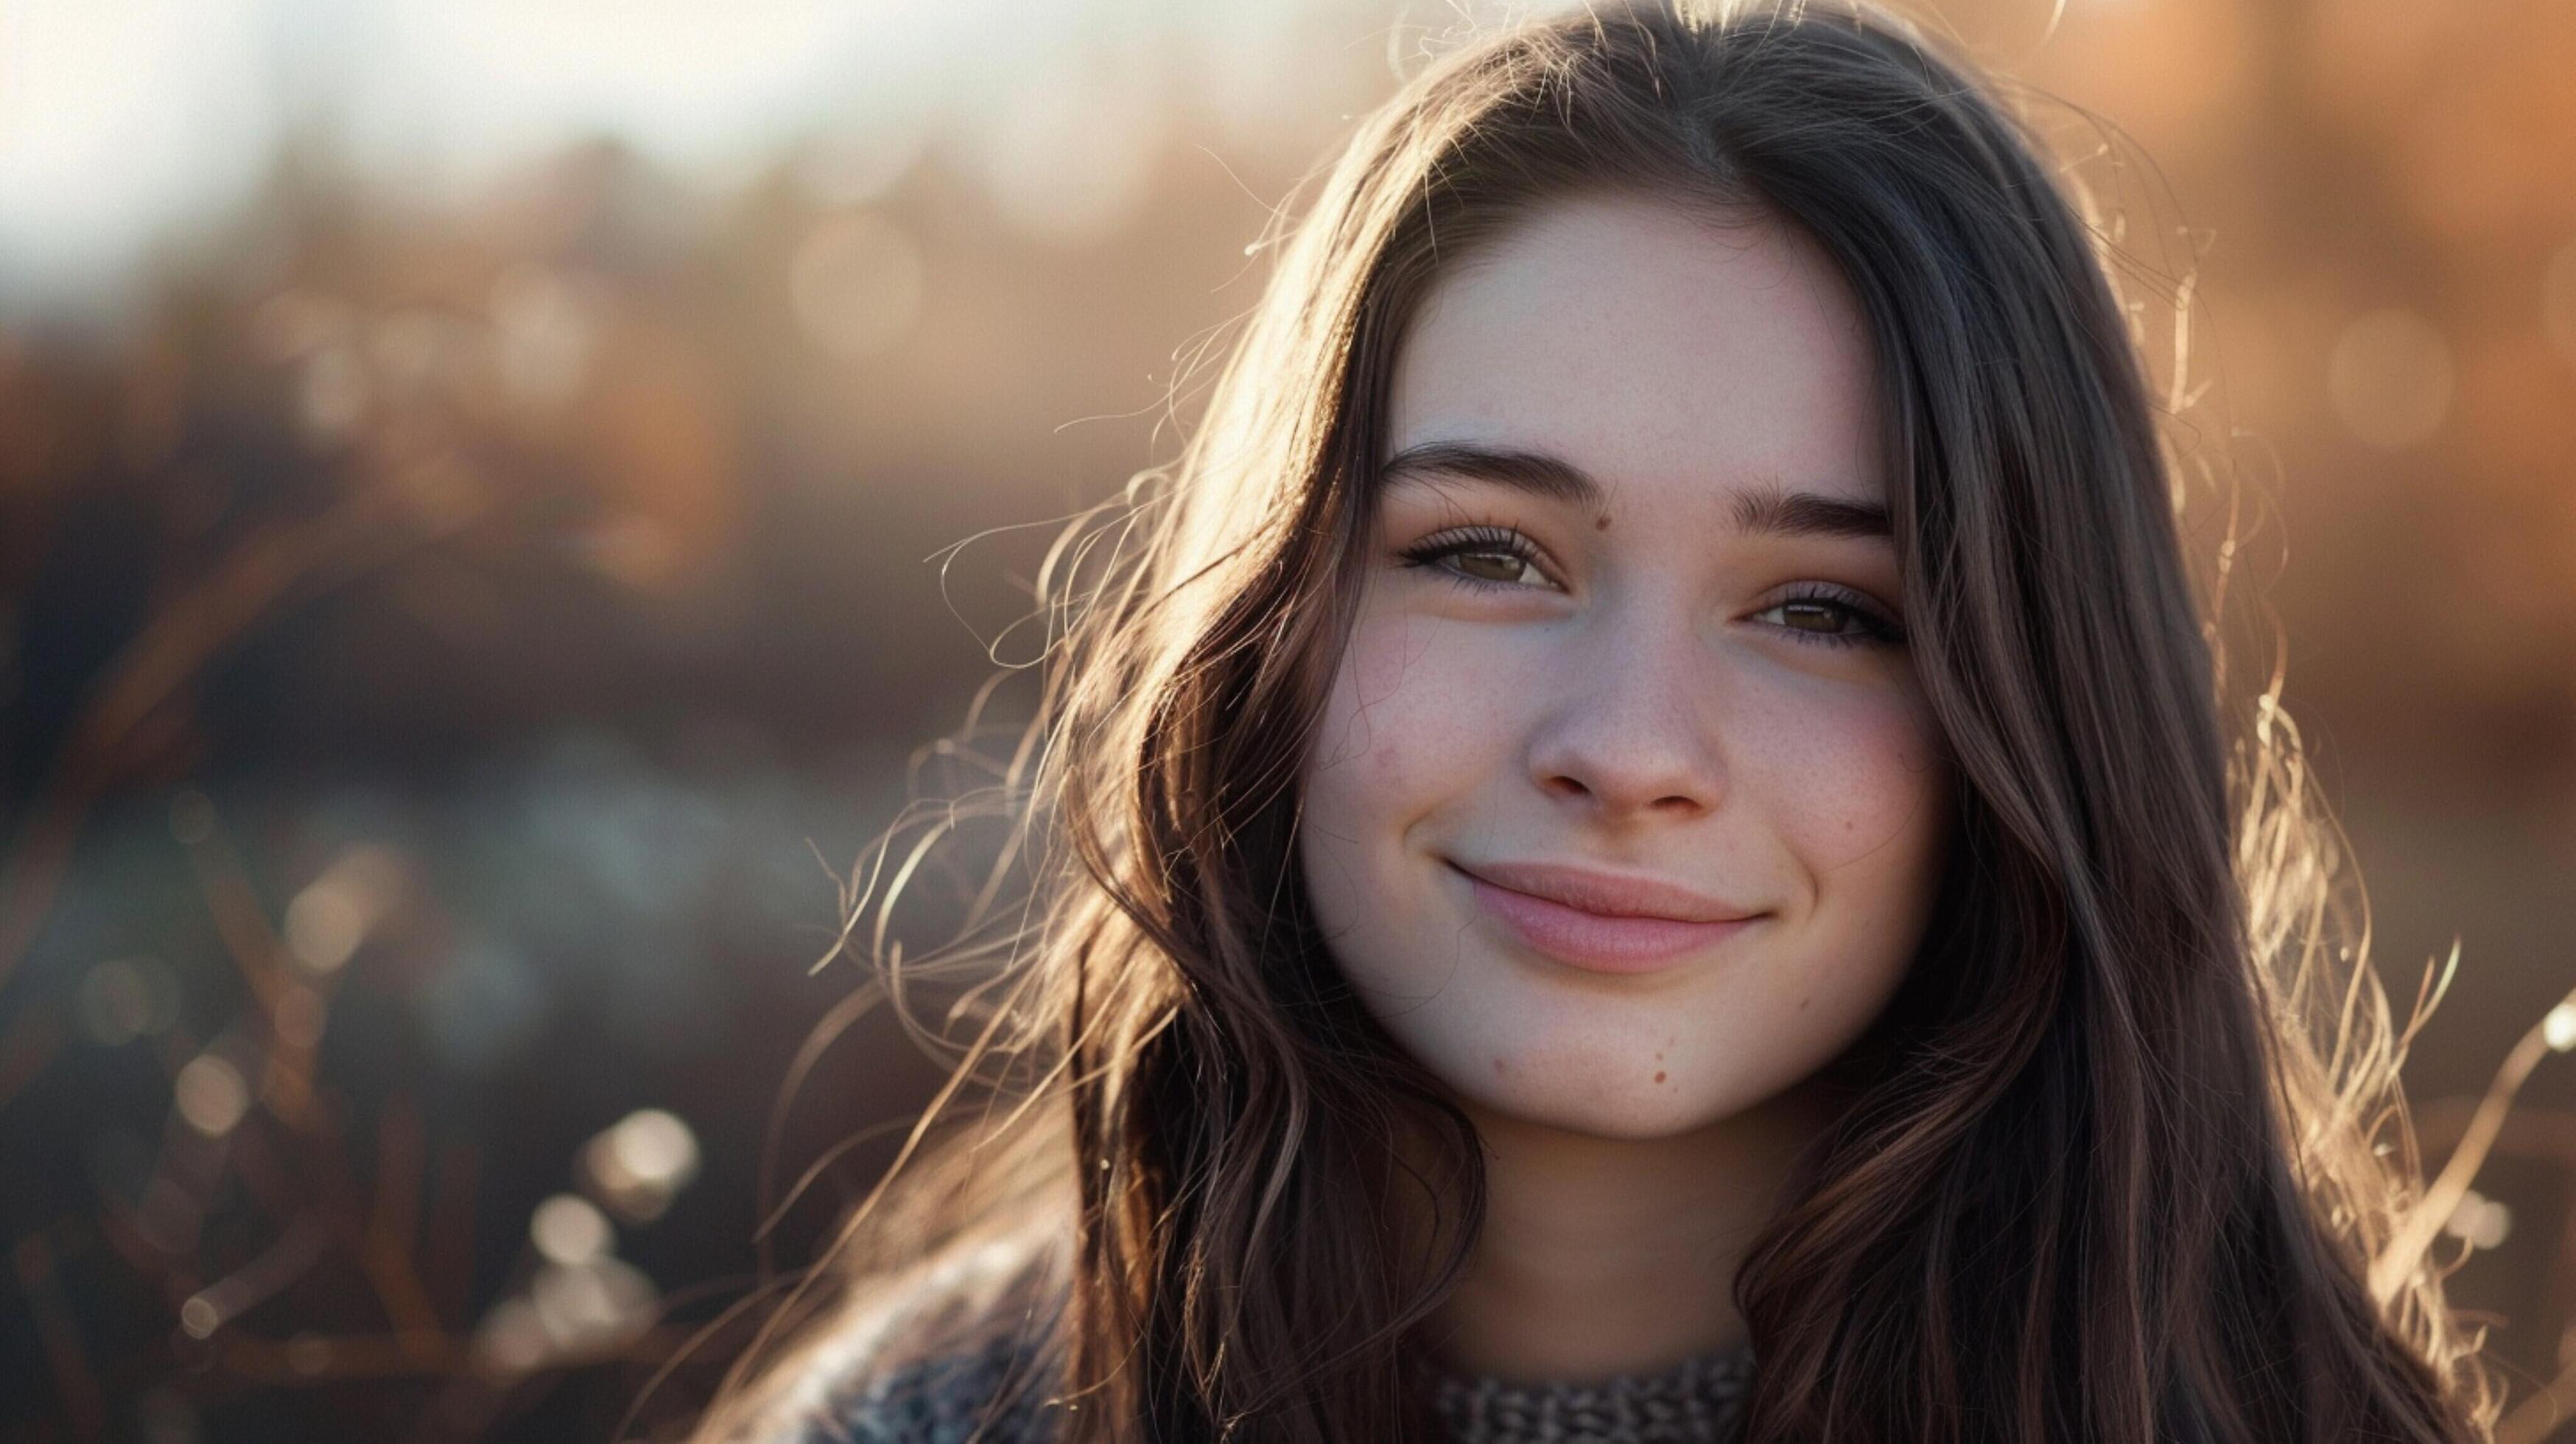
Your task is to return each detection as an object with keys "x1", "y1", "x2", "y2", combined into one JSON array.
[{"x1": 1421, "y1": 1078, "x2": 1836, "y2": 1383}]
